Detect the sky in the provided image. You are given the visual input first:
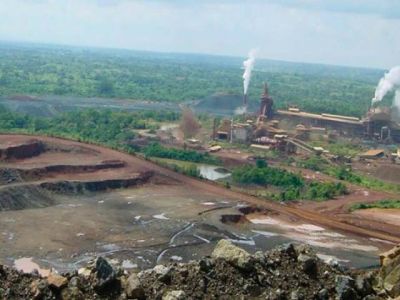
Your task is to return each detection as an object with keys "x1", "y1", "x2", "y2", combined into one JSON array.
[{"x1": 0, "y1": 0, "x2": 399, "y2": 69}]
